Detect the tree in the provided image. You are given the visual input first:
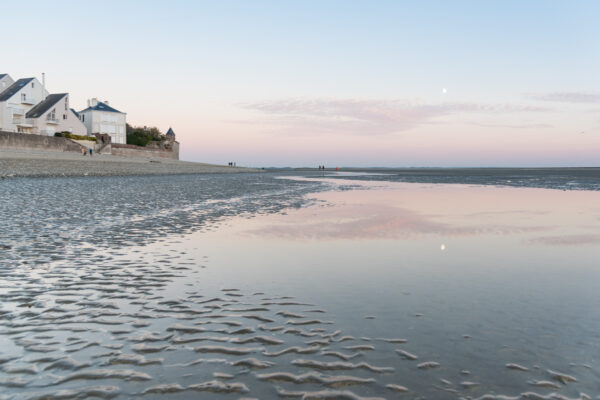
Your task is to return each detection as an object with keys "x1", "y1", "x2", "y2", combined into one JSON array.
[{"x1": 126, "y1": 124, "x2": 165, "y2": 146}]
